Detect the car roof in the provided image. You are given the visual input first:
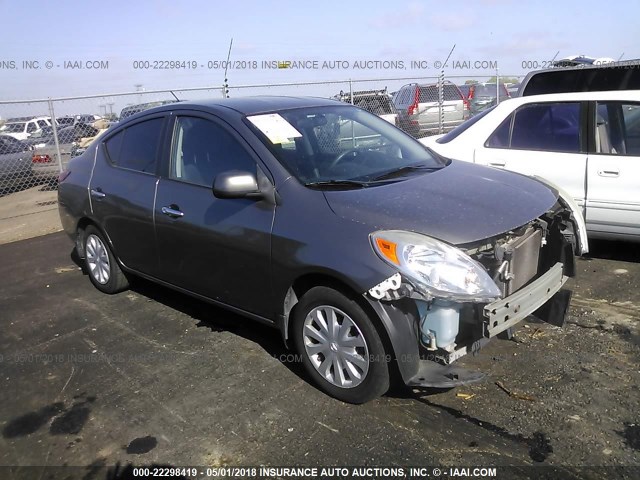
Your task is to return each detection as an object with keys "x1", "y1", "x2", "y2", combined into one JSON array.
[
  {"x1": 496, "y1": 89, "x2": 640, "y2": 108},
  {"x1": 178, "y1": 96, "x2": 341, "y2": 115}
]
